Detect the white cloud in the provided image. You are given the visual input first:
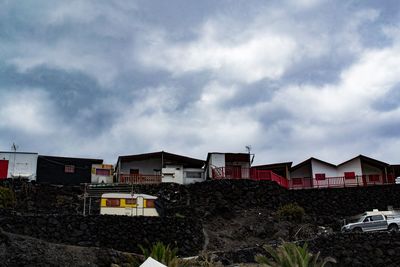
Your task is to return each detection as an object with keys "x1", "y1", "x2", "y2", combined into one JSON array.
[
  {"x1": 0, "y1": 89, "x2": 57, "y2": 135},
  {"x1": 138, "y1": 19, "x2": 299, "y2": 84}
]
